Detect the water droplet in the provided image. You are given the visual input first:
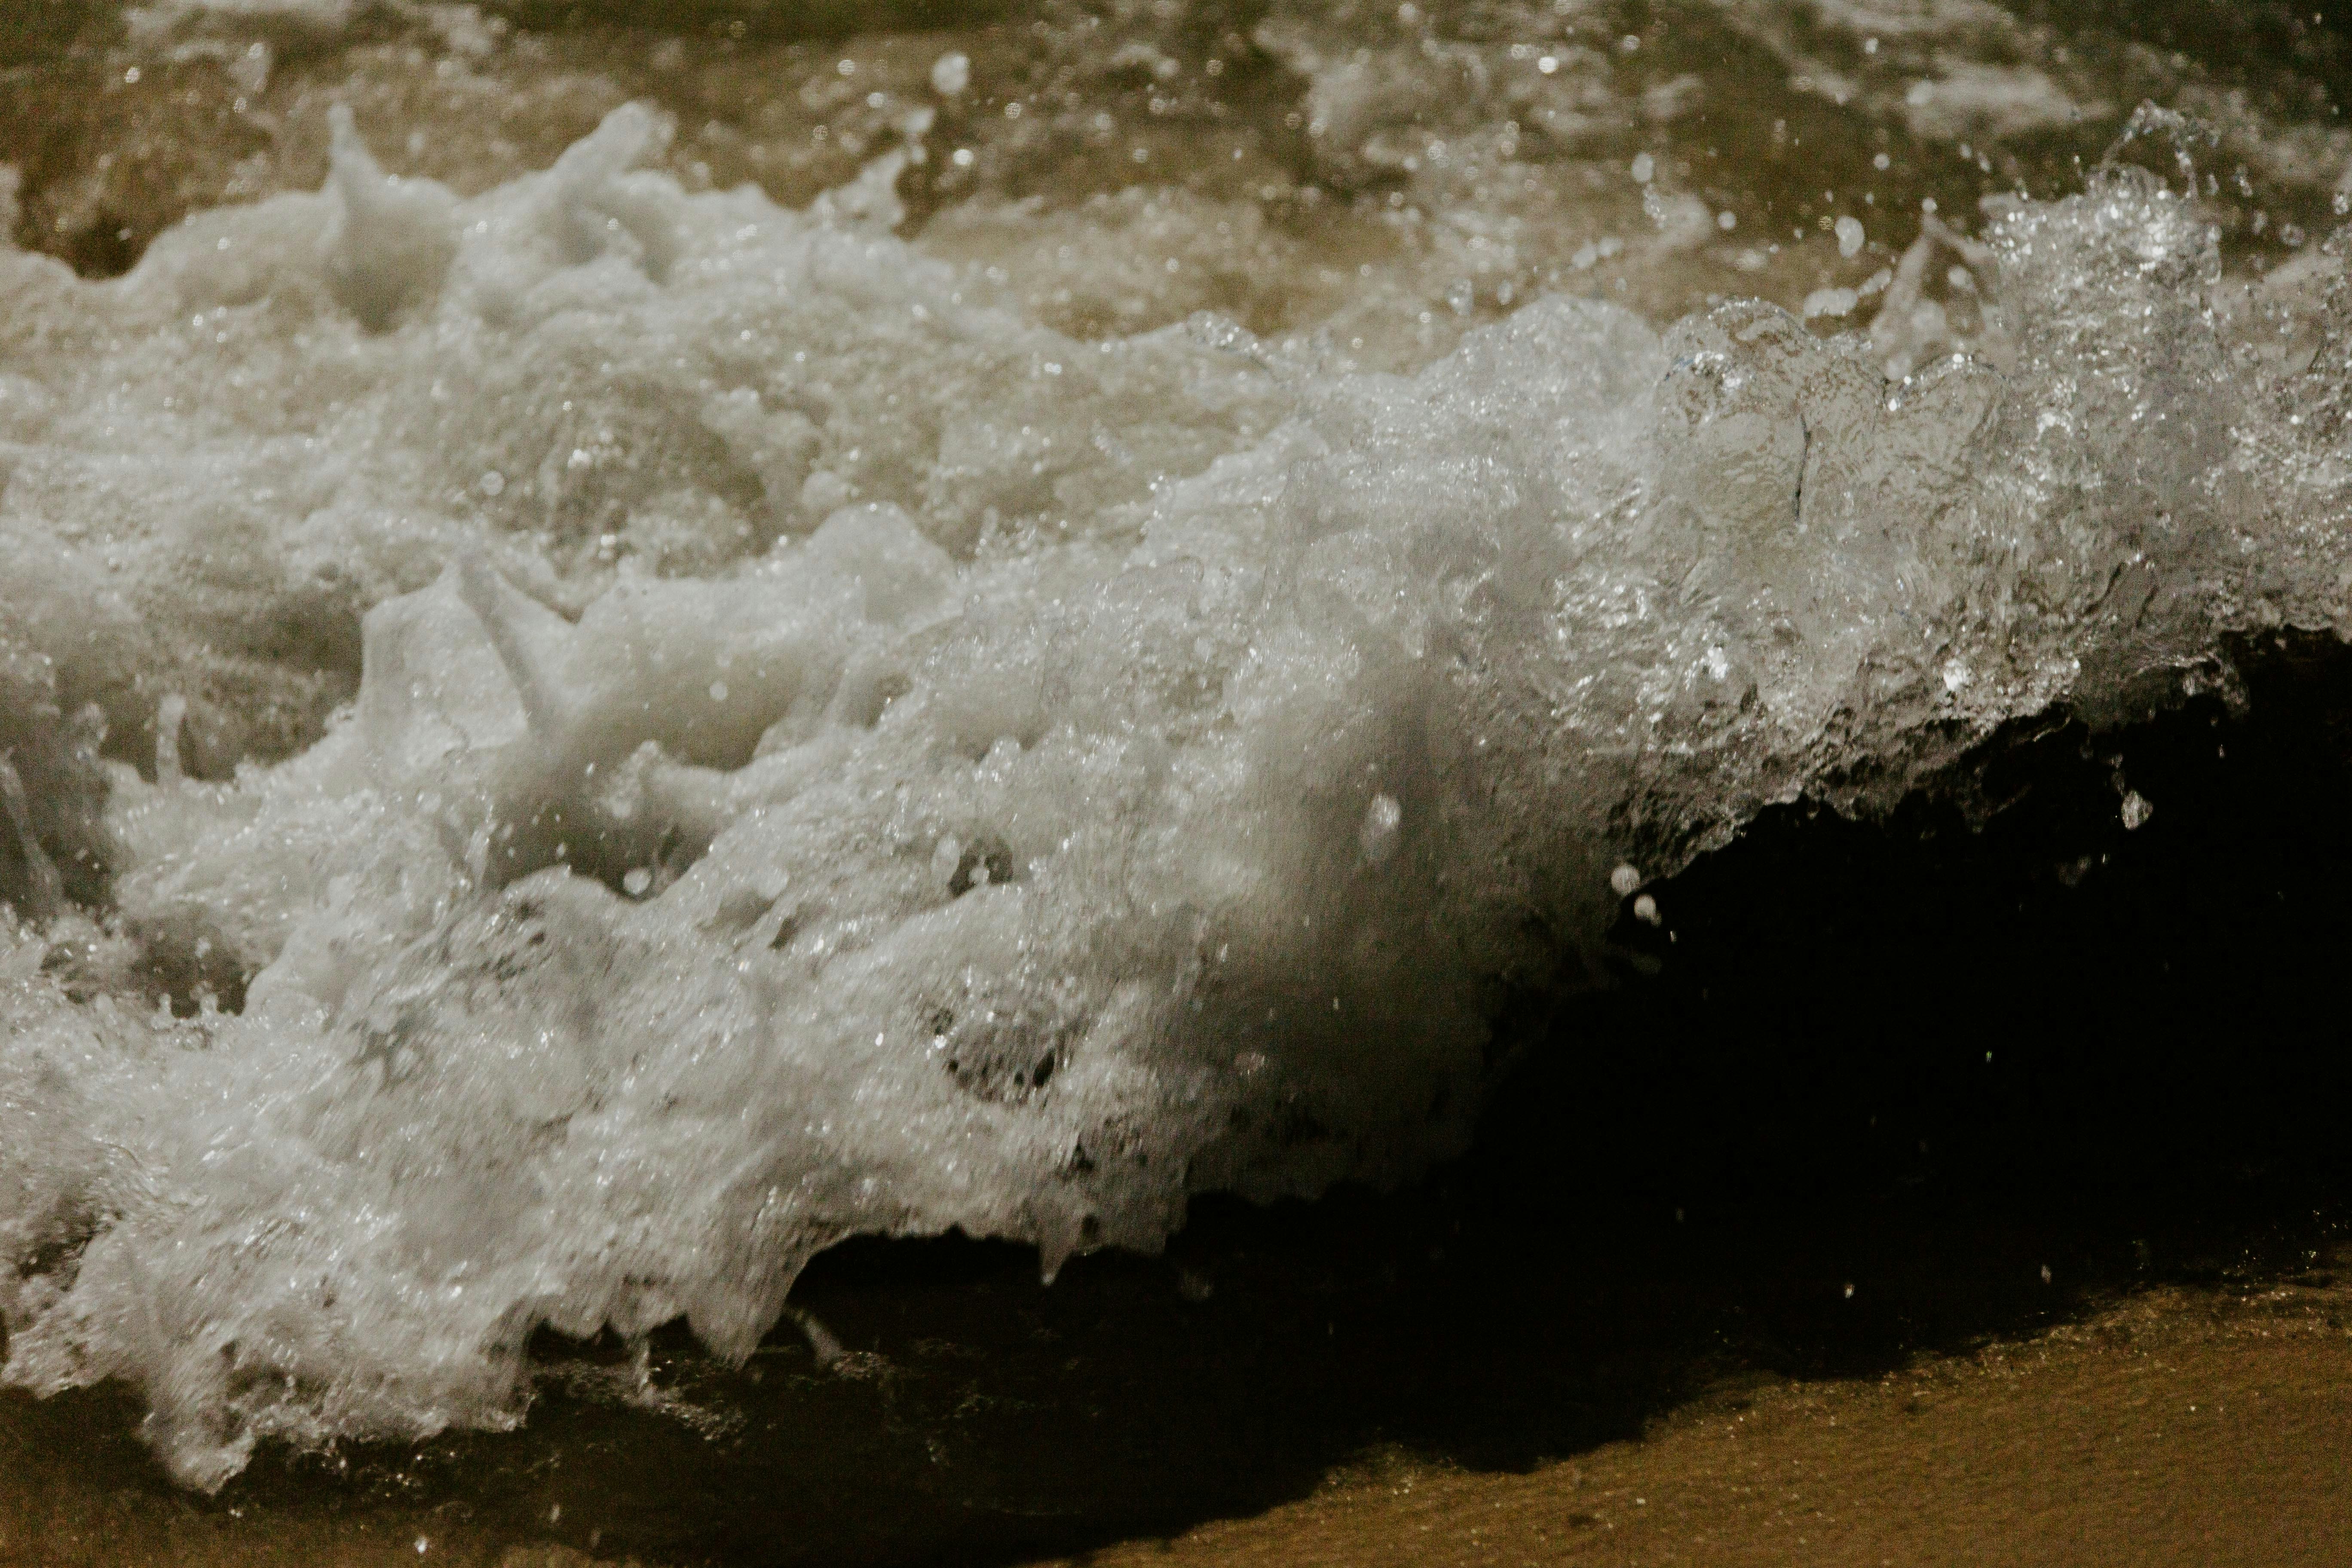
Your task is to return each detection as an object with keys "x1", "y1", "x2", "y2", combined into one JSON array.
[{"x1": 1359, "y1": 793, "x2": 1403, "y2": 865}]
